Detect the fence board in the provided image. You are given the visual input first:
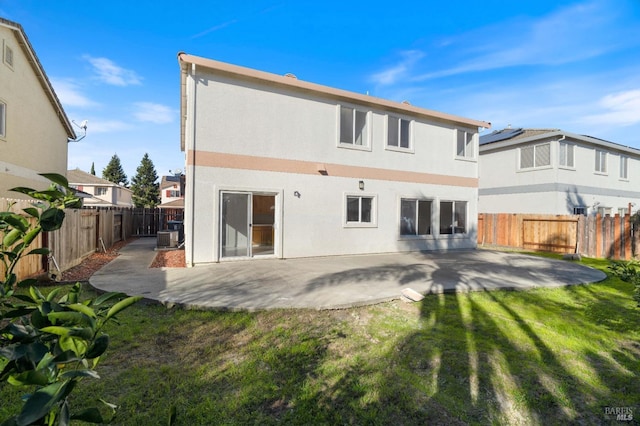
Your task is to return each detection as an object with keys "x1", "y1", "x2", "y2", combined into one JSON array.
[
  {"x1": 0, "y1": 199, "x2": 45, "y2": 280},
  {"x1": 479, "y1": 212, "x2": 638, "y2": 260}
]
